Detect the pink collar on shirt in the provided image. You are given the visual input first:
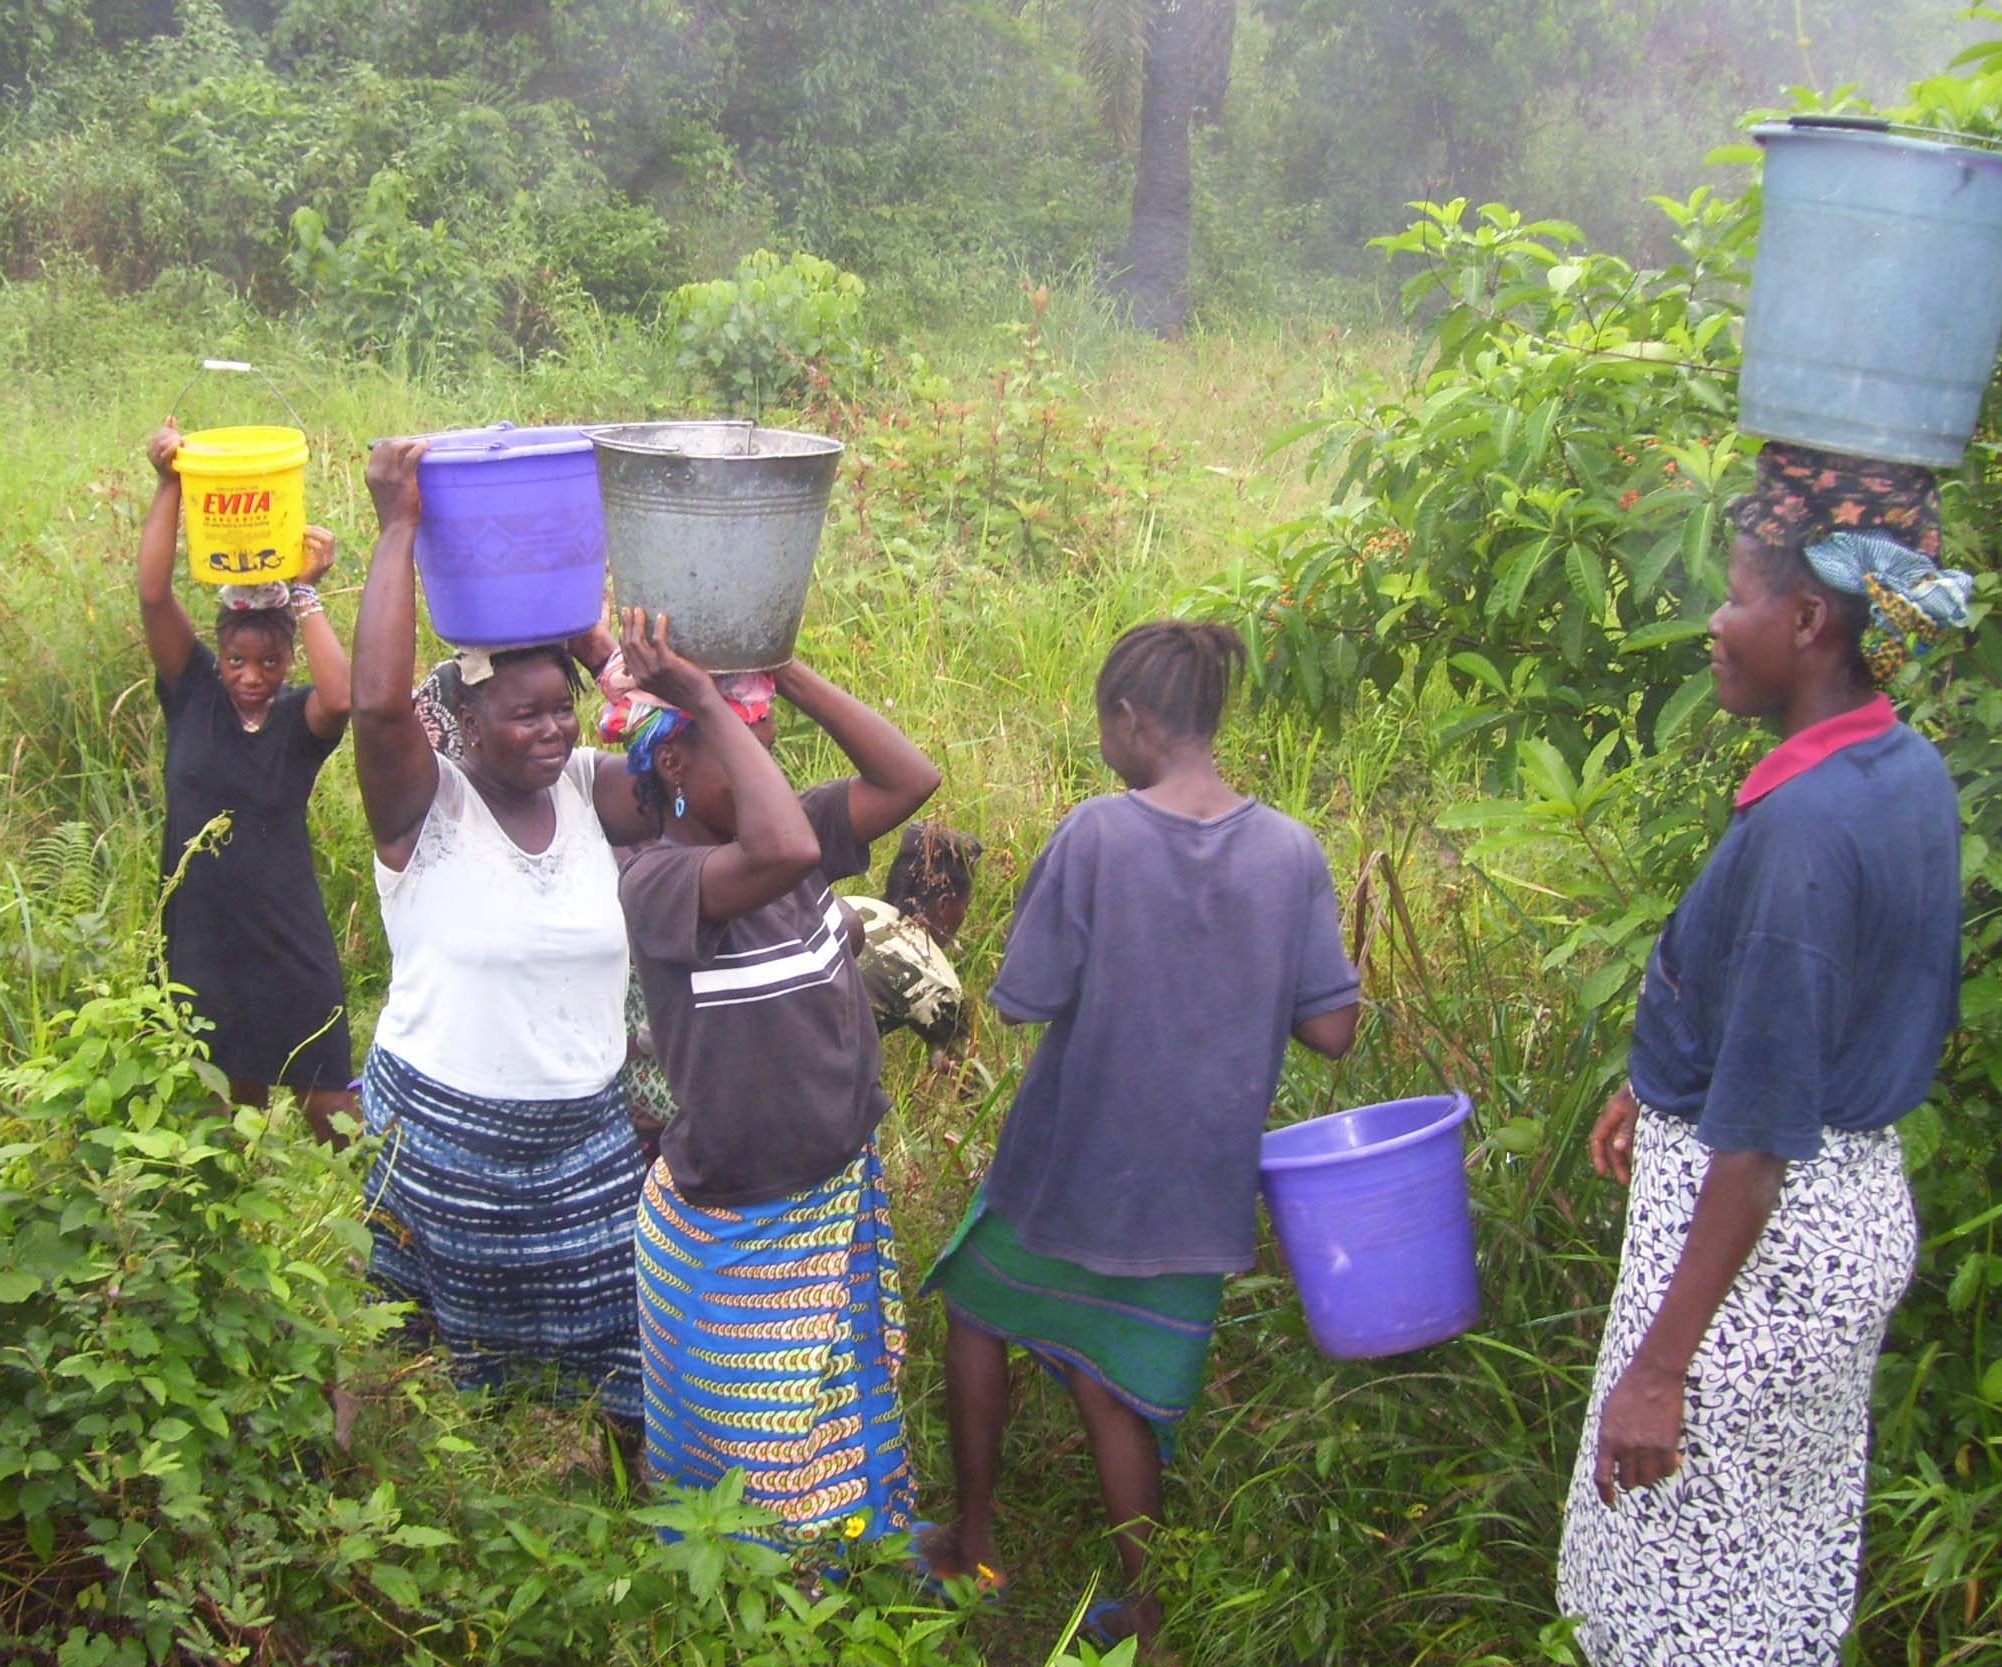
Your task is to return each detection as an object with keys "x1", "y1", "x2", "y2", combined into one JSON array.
[{"x1": 1734, "y1": 693, "x2": 1896, "y2": 809}]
